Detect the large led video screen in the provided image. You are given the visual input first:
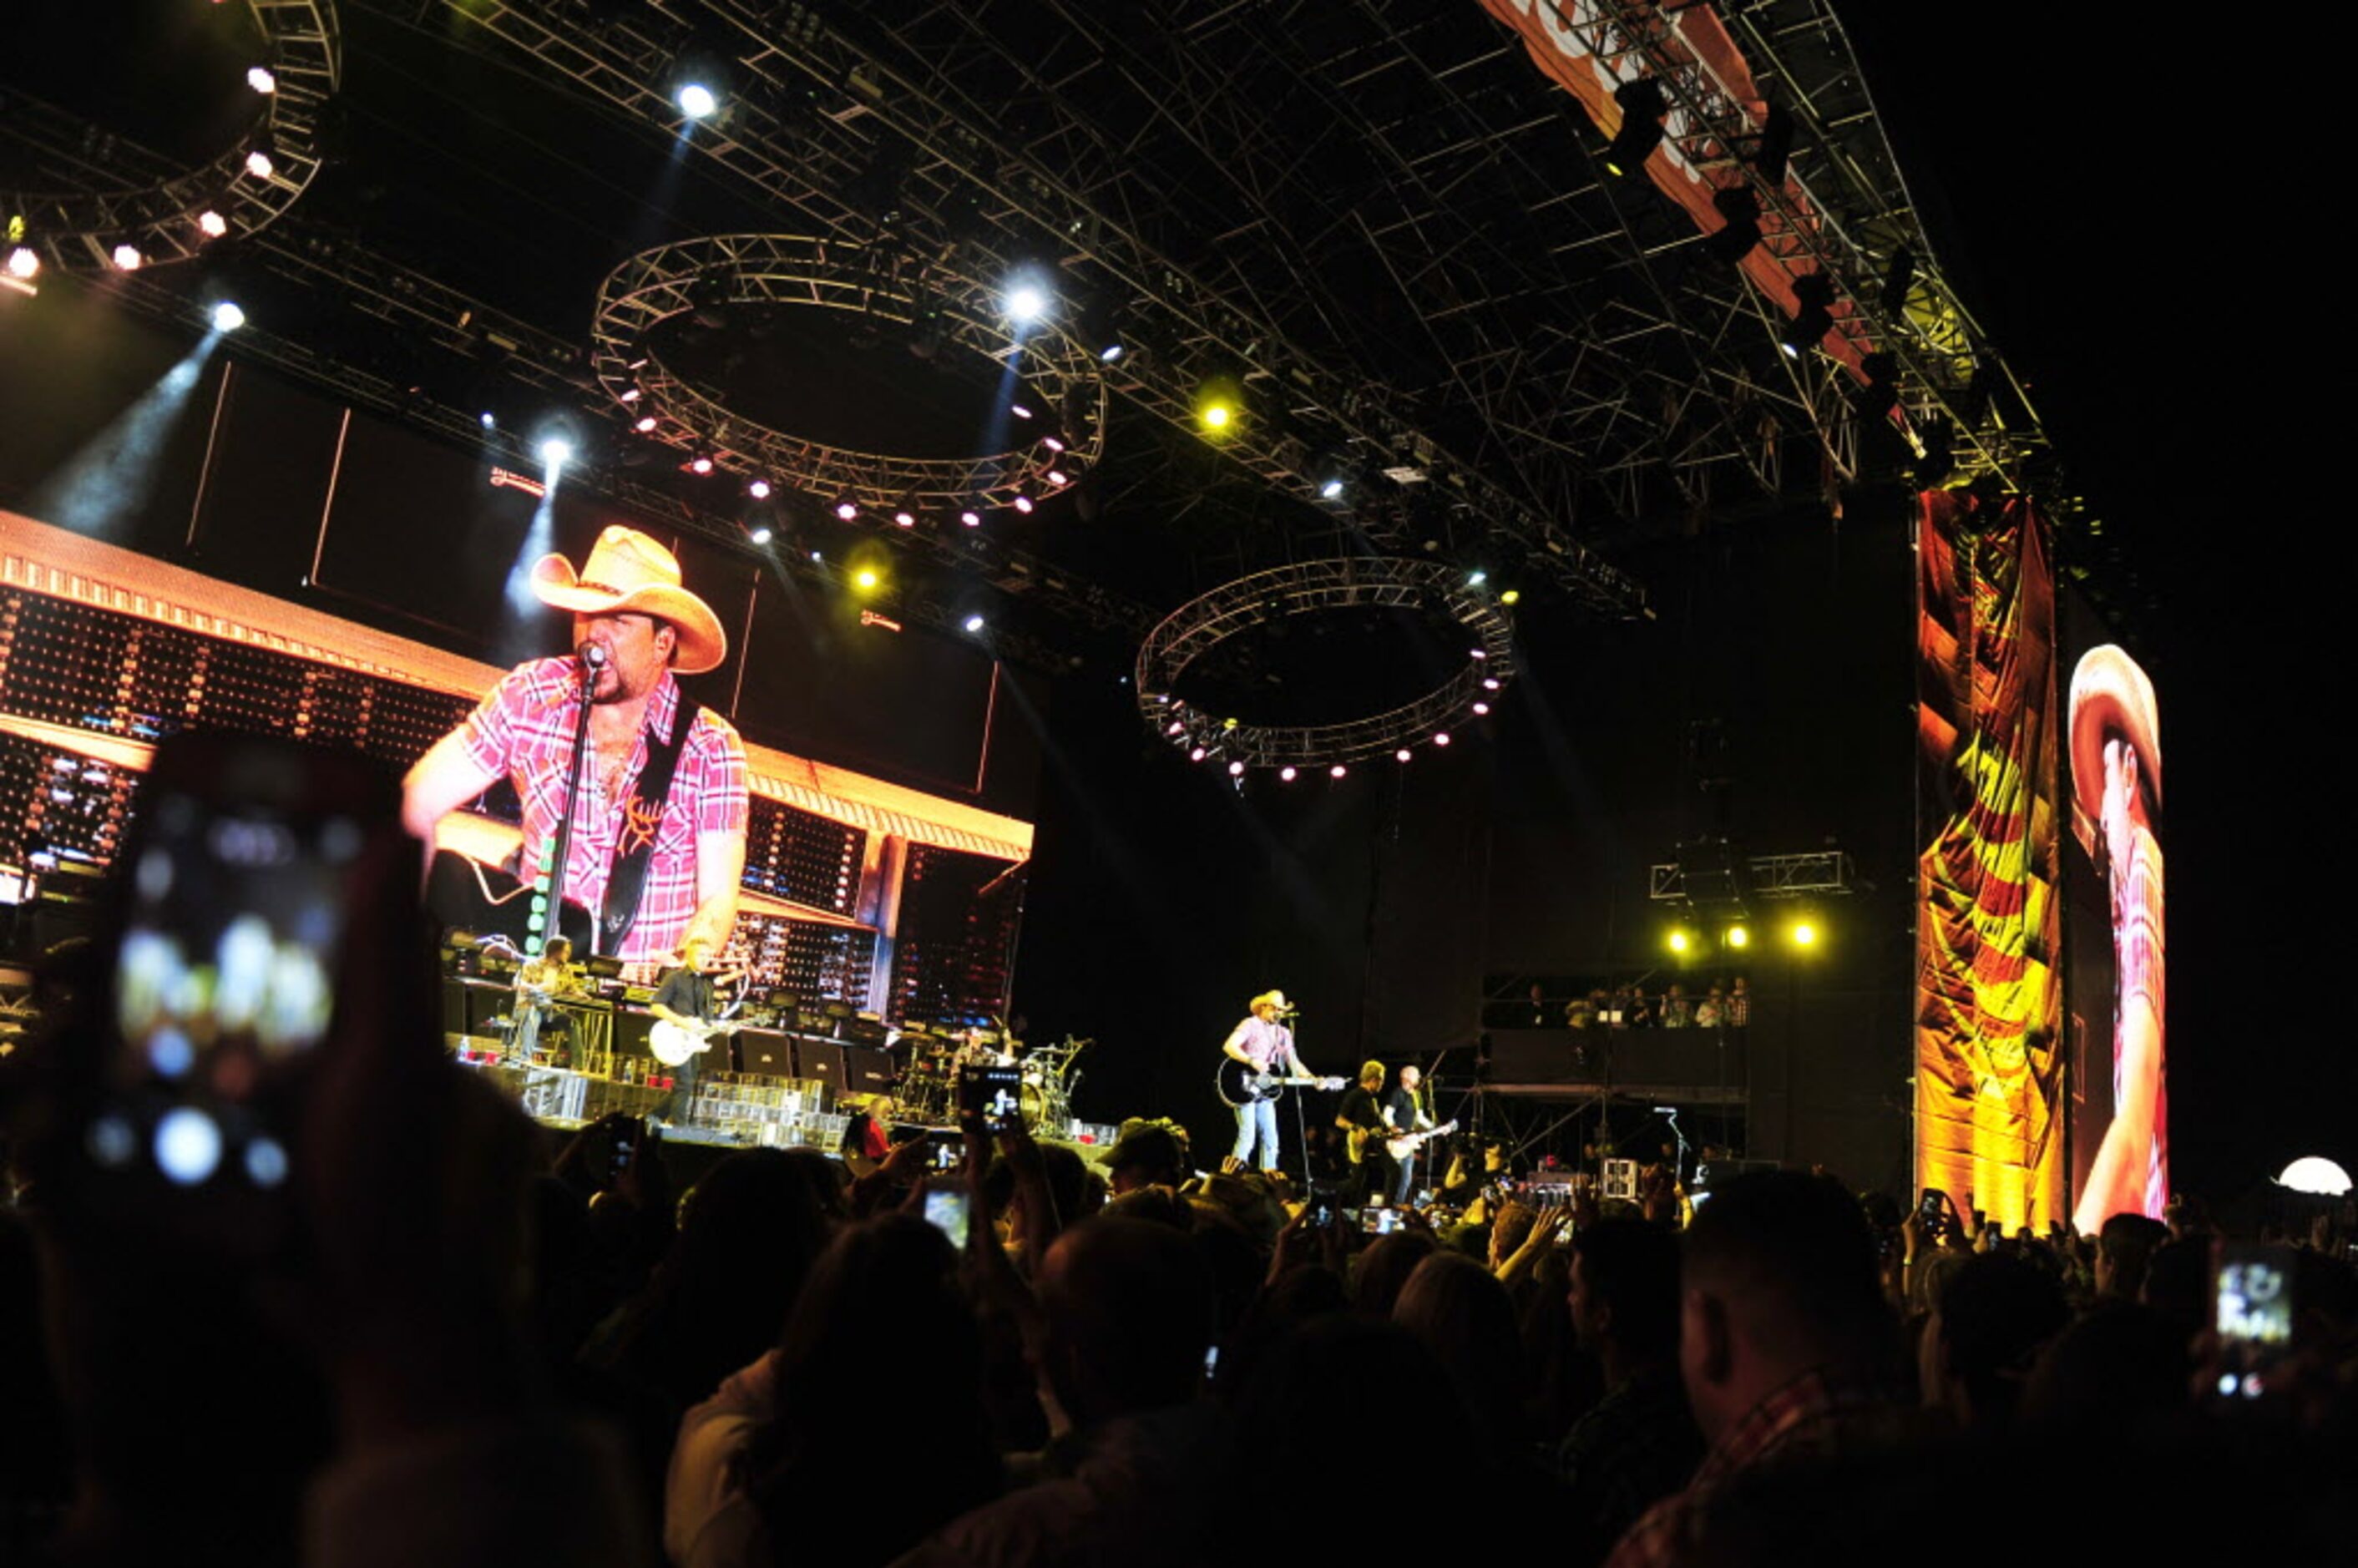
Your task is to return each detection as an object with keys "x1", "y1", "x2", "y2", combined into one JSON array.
[
  {"x1": 1913, "y1": 491, "x2": 2066, "y2": 1233},
  {"x1": 2061, "y1": 626, "x2": 2167, "y2": 1229}
]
